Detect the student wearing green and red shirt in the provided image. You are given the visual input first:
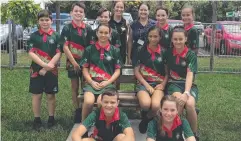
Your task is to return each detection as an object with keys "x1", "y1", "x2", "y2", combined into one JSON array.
[
  {"x1": 93, "y1": 8, "x2": 121, "y2": 48},
  {"x1": 146, "y1": 95, "x2": 196, "y2": 141},
  {"x1": 181, "y1": 5, "x2": 199, "y2": 54},
  {"x1": 28, "y1": 10, "x2": 61, "y2": 130},
  {"x1": 59, "y1": 2, "x2": 94, "y2": 123},
  {"x1": 134, "y1": 26, "x2": 168, "y2": 134},
  {"x1": 72, "y1": 90, "x2": 135, "y2": 141},
  {"x1": 155, "y1": 6, "x2": 173, "y2": 50},
  {"x1": 80, "y1": 24, "x2": 123, "y2": 123},
  {"x1": 164, "y1": 26, "x2": 198, "y2": 139}
]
